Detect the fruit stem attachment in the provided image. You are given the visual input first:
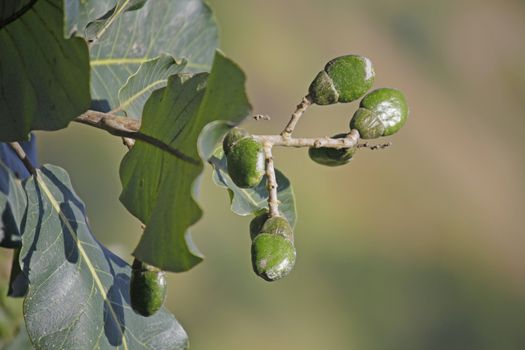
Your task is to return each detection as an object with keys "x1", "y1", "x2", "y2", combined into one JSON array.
[
  {"x1": 253, "y1": 129, "x2": 360, "y2": 149},
  {"x1": 280, "y1": 95, "x2": 312, "y2": 138},
  {"x1": 262, "y1": 142, "x2": 280, "y2": 218},
  {"x1": 8, "y1": 142, "x2": 37, "y2": 176}
]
